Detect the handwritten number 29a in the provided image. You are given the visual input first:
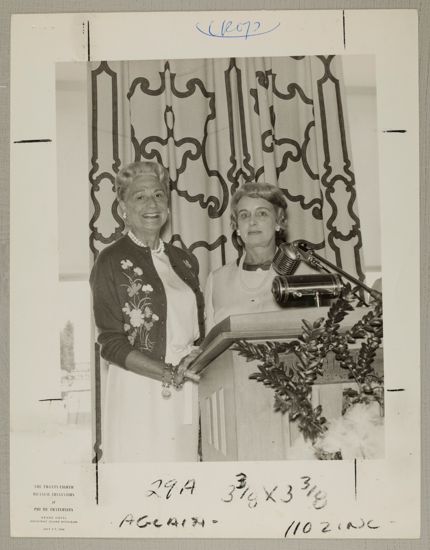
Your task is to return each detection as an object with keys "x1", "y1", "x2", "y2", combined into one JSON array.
[{"x1": 147, "y1": 479, "x2": 196, "y2": 499}]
